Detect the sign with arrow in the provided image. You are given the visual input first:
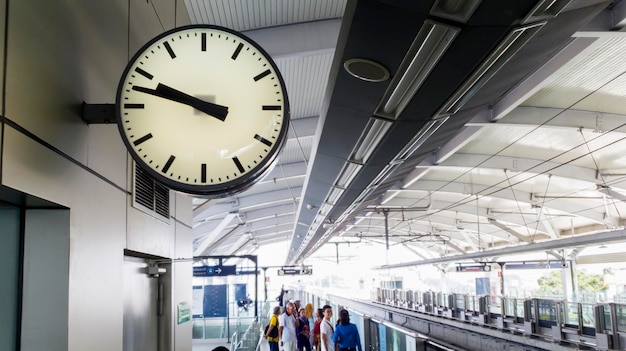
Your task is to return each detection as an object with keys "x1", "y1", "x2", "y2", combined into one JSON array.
[
  {"x1": 278, "y1": 266, "x2": 313, "y2": 275},
  {"x1": 193, "y1": 265, "x2": 237, "y2": 277}
]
